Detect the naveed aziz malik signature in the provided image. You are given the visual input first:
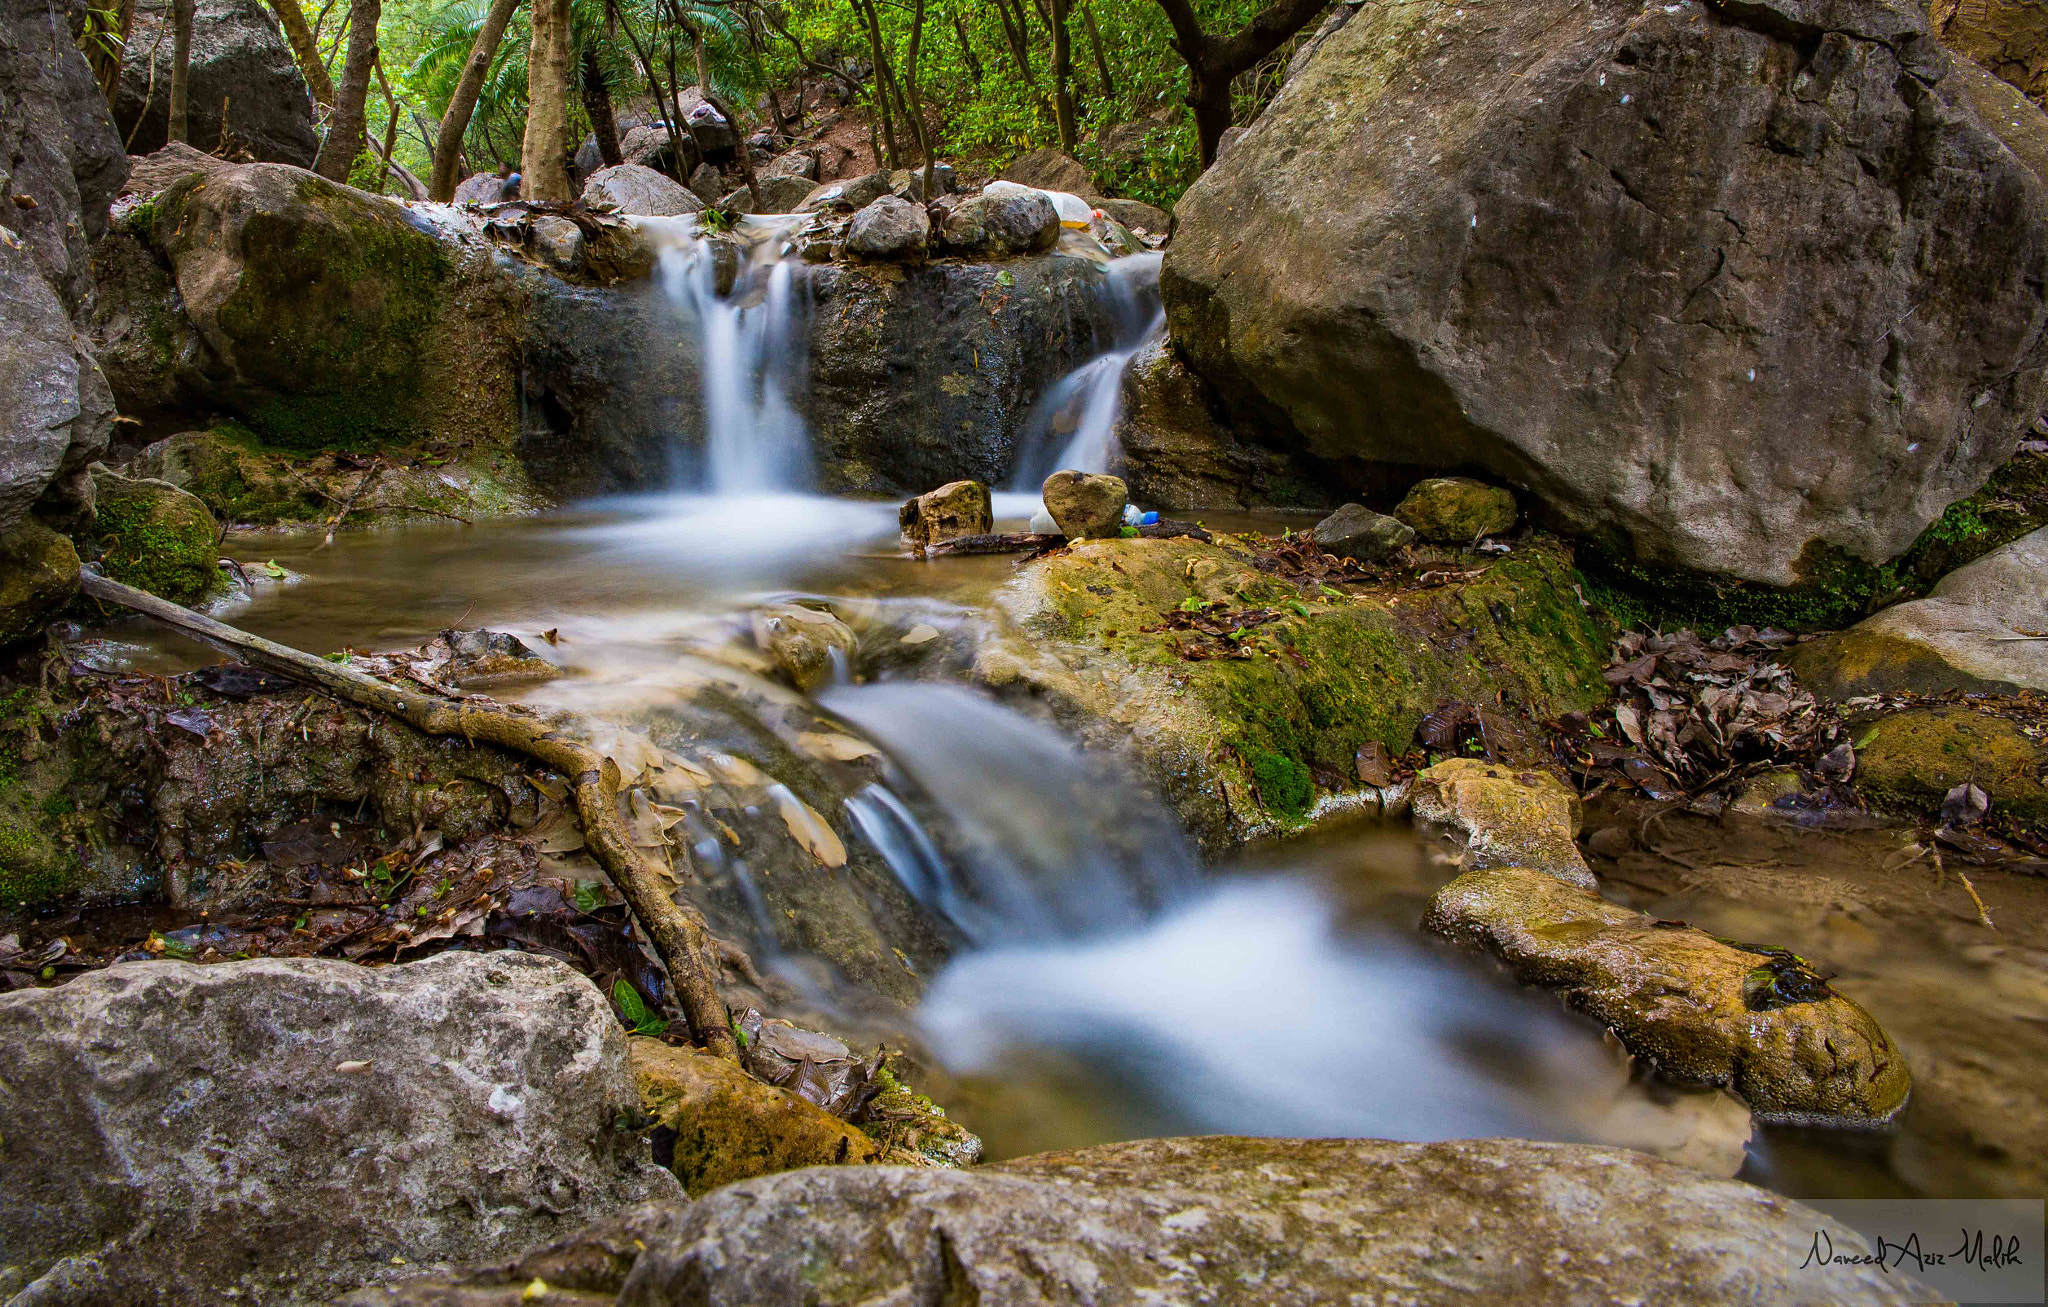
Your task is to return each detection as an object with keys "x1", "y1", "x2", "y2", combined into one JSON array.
[{"x1": 1801, "y1": 1226, "x2": 2026, "y2": 1276}]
